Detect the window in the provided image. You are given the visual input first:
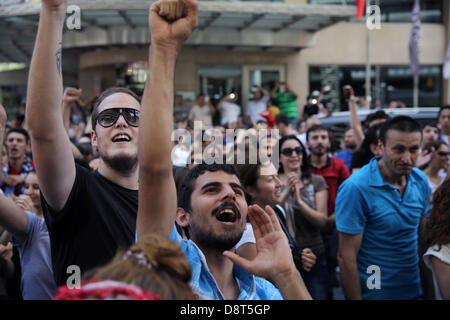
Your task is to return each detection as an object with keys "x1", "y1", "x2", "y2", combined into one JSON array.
[
  {"x1": 309, "y1": 65, "x2": 442, "y2": 111},
  {"x1": 198, "y1": 64, "x2": 242, "y2": 107}
]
